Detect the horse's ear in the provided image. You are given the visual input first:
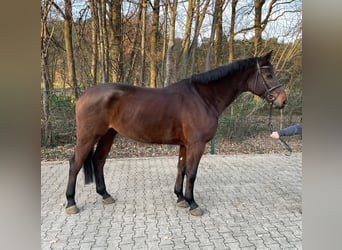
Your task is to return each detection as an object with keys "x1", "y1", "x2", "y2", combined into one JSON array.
[
  {"x1": 259, "y1": 50, "x2": 273, "y2": 64},
  {"x1": 264, "y1": 50, "x2": 273, "y2": 62},
  {"x1": 266, "y1": 50, "x2": 273, "y2": 60}
]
